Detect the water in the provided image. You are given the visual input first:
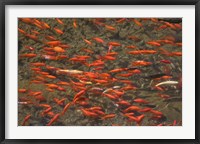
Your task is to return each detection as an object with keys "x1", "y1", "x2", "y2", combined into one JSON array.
[{"x1": 18, "y1": 18, "x2": 182, "y2": 126}]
